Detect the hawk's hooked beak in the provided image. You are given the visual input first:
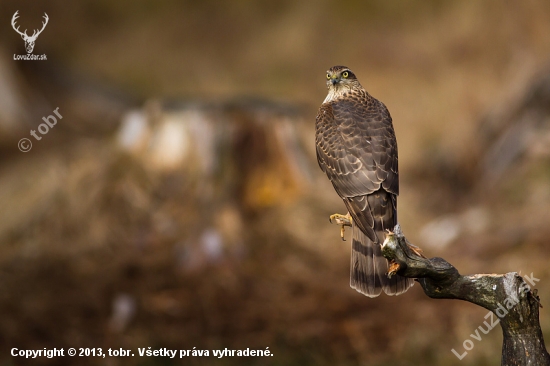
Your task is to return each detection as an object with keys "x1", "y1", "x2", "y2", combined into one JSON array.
[{"x1": 330, "y1": 77, "x2": 340, "y2": 86}]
